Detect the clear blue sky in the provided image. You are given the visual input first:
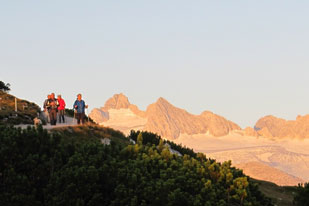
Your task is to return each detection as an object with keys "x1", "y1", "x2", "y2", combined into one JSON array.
[{"x1": 1, "y1": 1, "x2": 309, "y2": 128}]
